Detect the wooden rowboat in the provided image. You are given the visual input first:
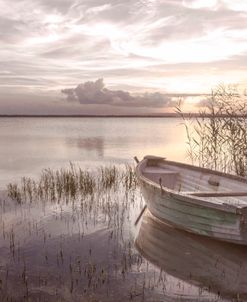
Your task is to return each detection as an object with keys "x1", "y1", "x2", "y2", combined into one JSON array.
[{"x1": 136, "y1": 155, "x2": 247, "y2": 245}]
